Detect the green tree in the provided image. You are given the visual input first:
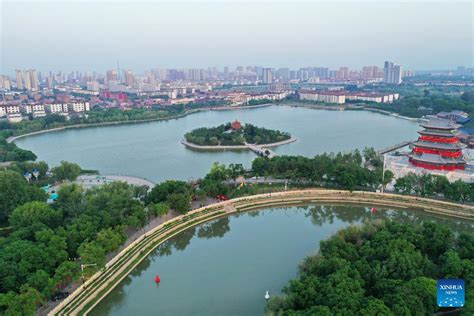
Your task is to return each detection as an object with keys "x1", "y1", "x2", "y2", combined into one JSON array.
[
  {"x1": 96, "y1": 227, "x2": 126, "y2": 253},
  {"x1": 146, "y1": 180, "x2": 191, "y2": 204},
  {"x1": 51, "y1": 161, "x2": 81, "y2": 181},
  {"x1": 0, "y1": 286, "x2": 43, "y2": 316},
  {"x1": 78, "y1": 241, "x2": 106, "y2": 272},
  {"x1": 0, "y1": 170, "x2": 47, "y2": 224},
  {"x1": 167, "y1": 193, "x2": 191, "y2": 214},
  {"x1": 149, "y1": 202, "x2": 170, "y2": 217},
  {"x1": 56, "y1": 184, "x2": 85, "y2": 219},
  {"x1": 9, "y1": 202, "x2": 62, "y2": 229}
]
